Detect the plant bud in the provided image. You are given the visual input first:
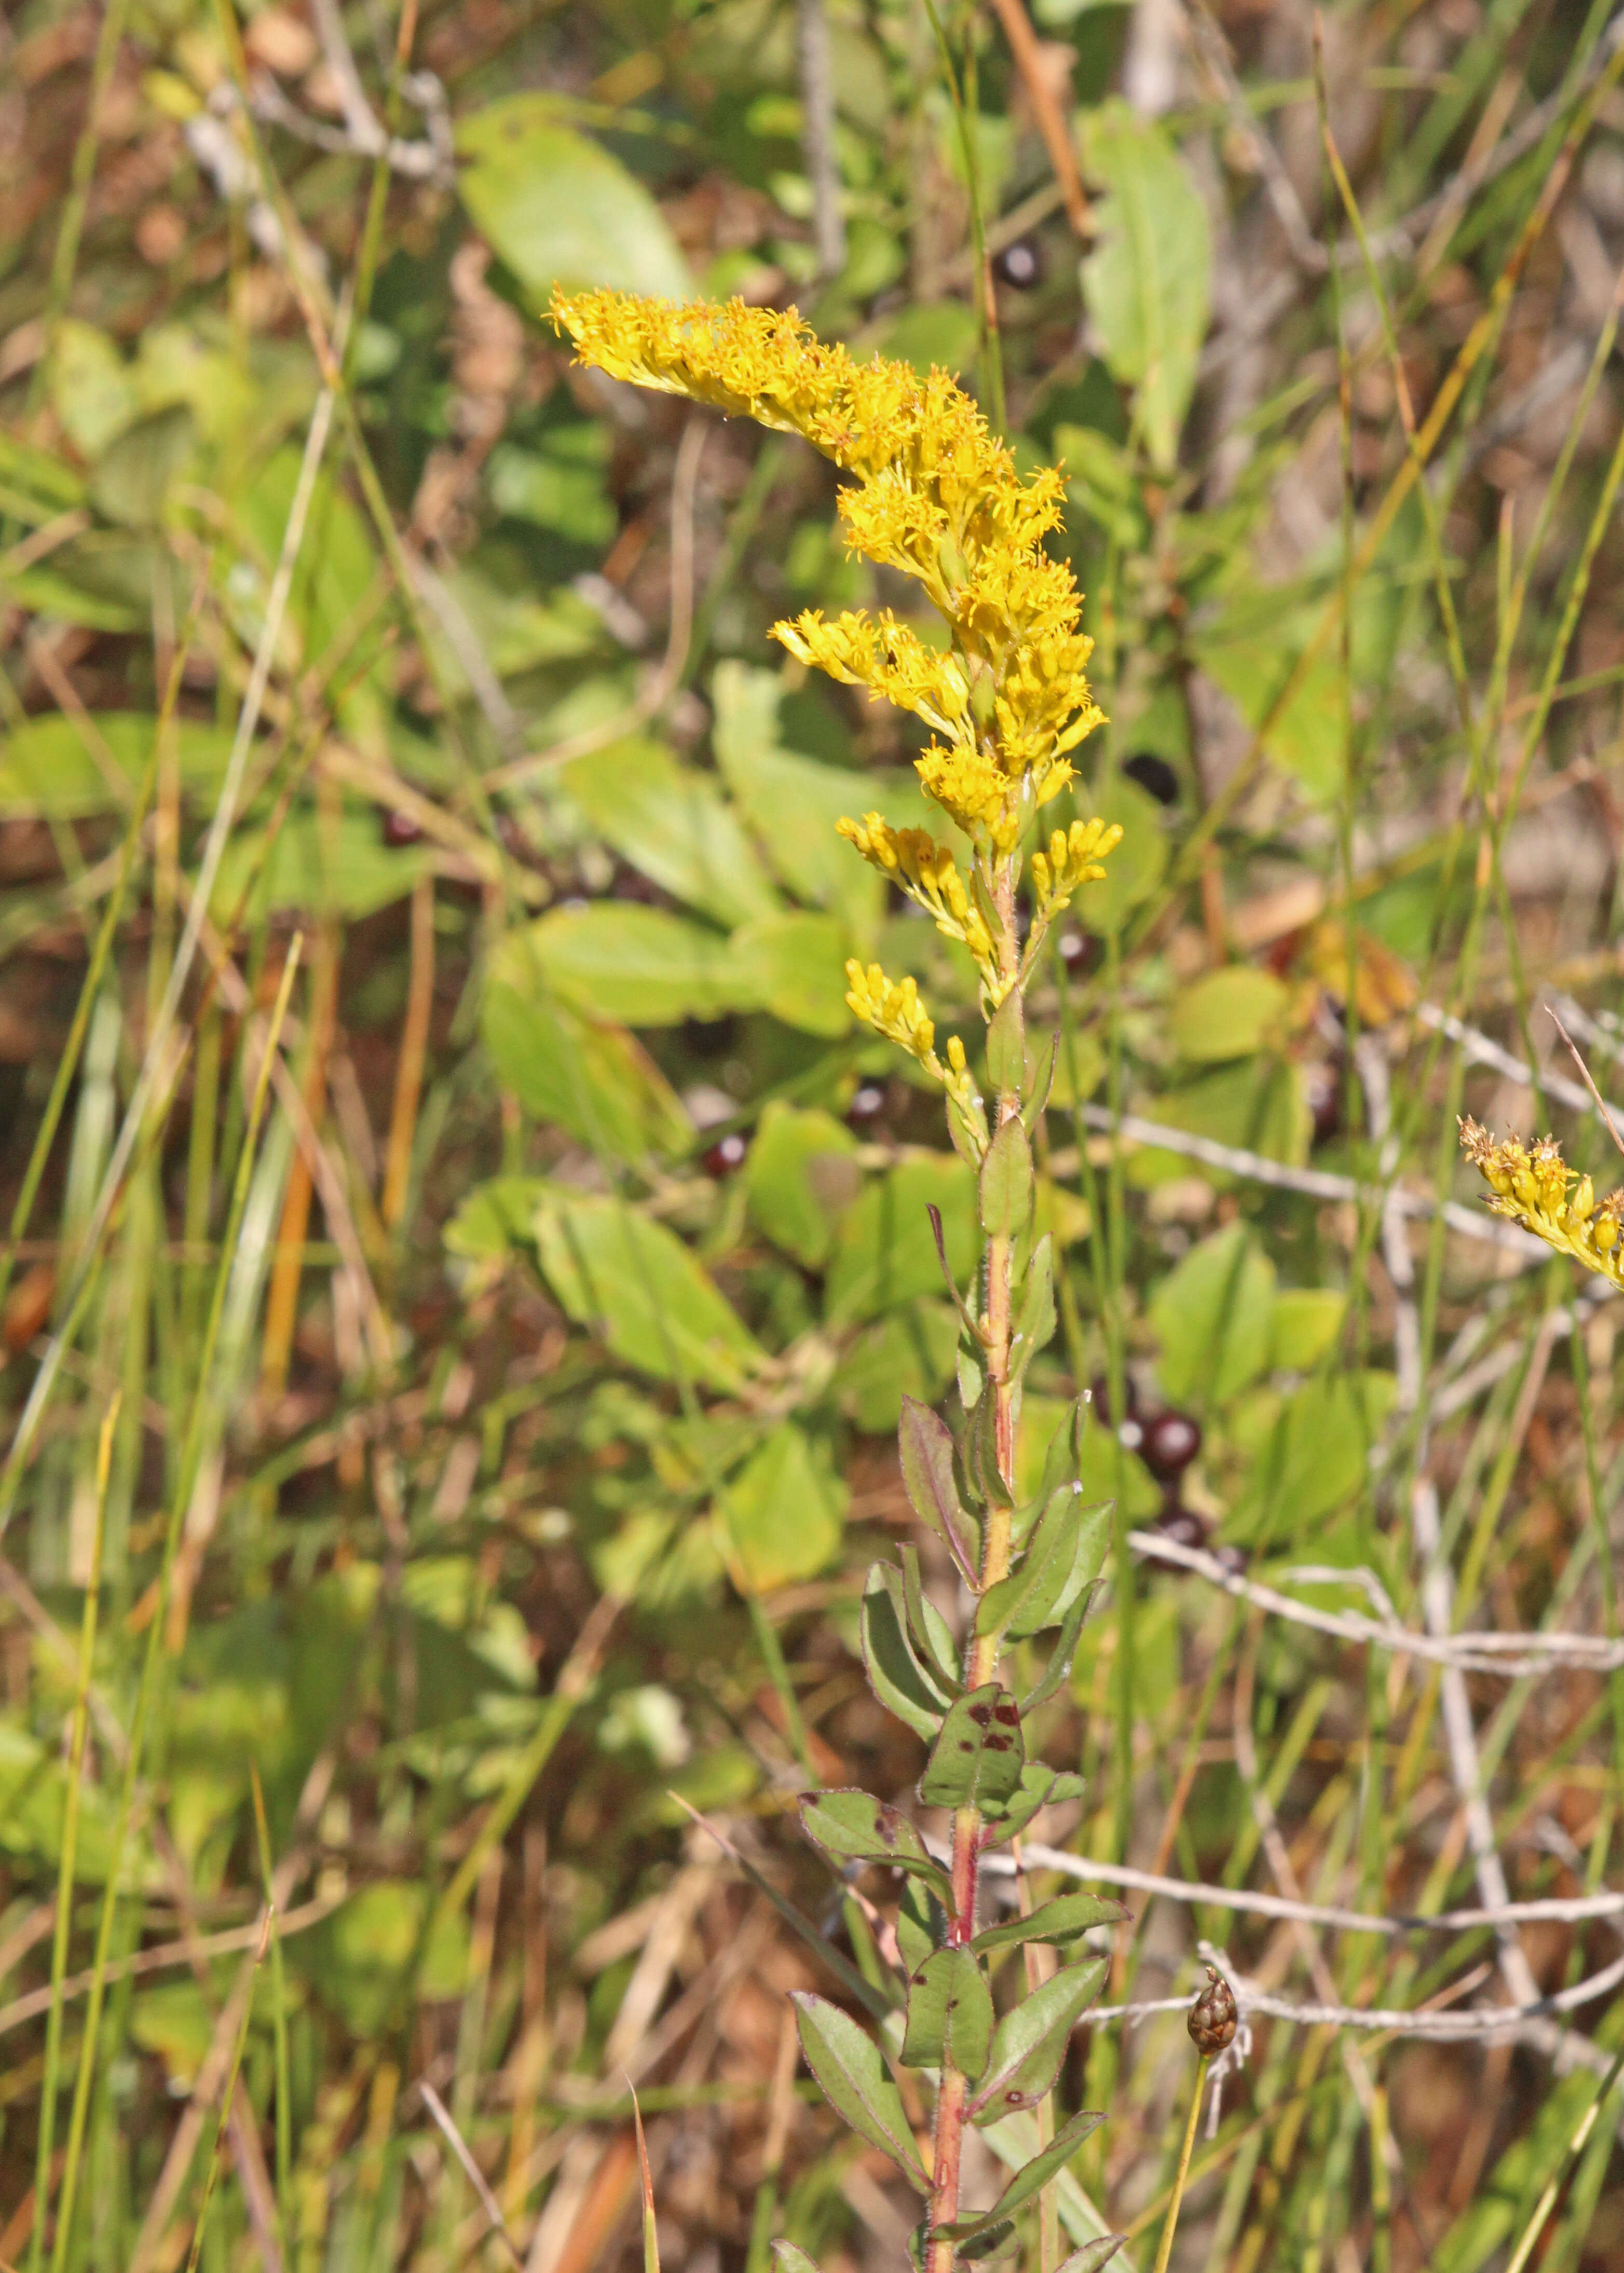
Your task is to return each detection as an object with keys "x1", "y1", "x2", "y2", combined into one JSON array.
[
  {"x1": 1188, "y1": 1965, "x2": 1237, "y2": 2055},
  {"x1": 970, "y1": 666, "x2": 998, "y2": 730}
]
